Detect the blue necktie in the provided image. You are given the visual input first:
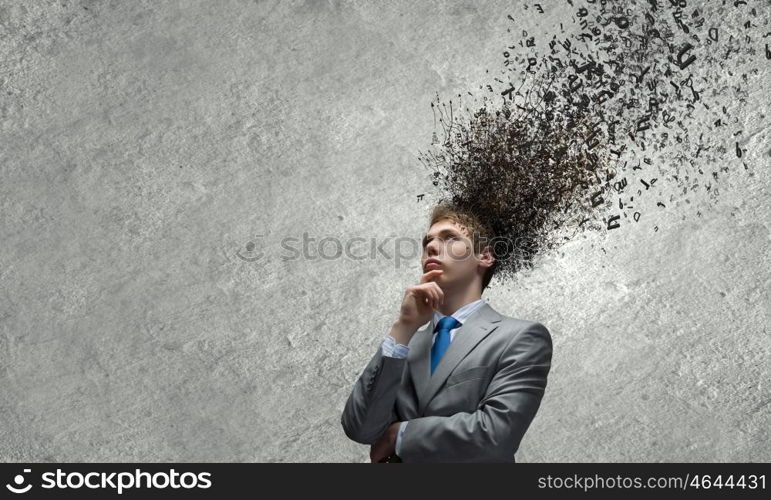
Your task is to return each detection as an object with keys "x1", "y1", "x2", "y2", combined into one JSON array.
[{"x1": 431, "y1": 316, "x2": 461, "y2": 375}]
